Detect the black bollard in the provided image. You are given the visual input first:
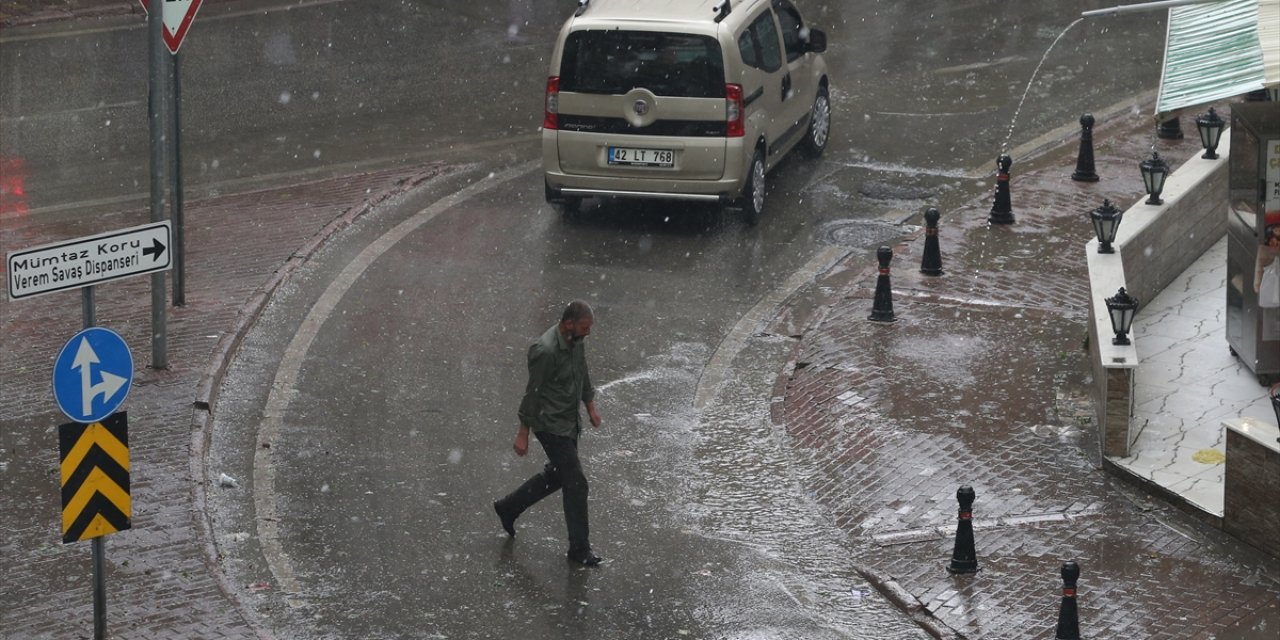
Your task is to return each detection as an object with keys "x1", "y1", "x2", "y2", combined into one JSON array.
[
  {"x1": 920, "y1": 207, "x2": 944, "y2": 276},
  {"x1": 988, "y1": 154, "x2": 1015, "y2": 224},
  {"x1": 946, "y1": 486, "x2": 979, "y2": 574},
  {"x1": 1071, "y1": 114, "x2": 1100, "y2": 182},
  {"x1": 1054, "y1": 561, "x2": 1081, "y2": 640},
  {"x1": 868, "y1": 246, "x2": 896, "y2": 322},
  {"x1": 1157, "y1": 116, "x2": 1184, "y2": 140}
]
